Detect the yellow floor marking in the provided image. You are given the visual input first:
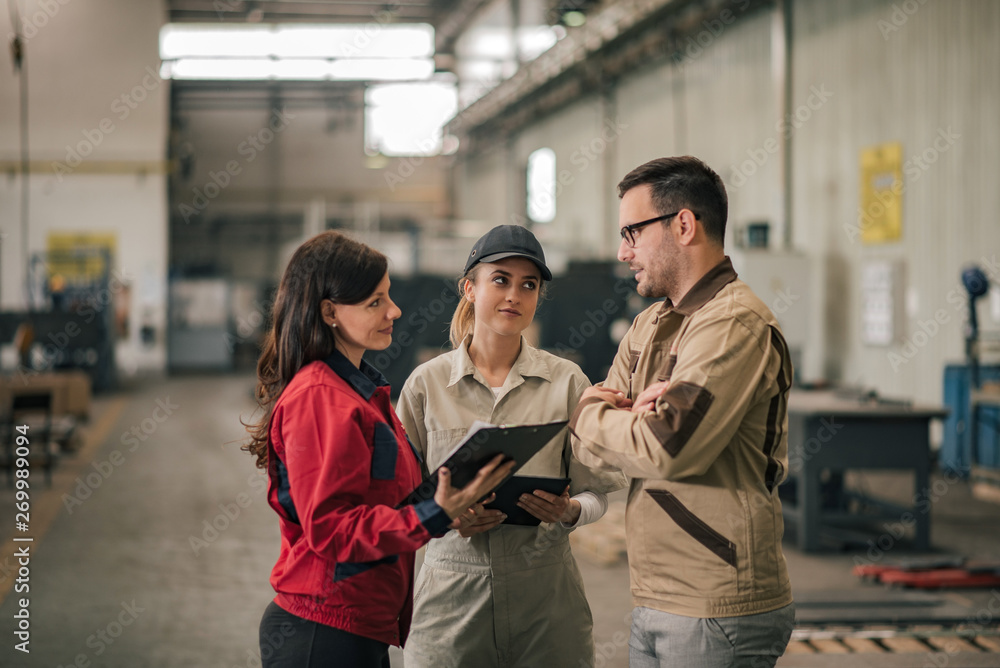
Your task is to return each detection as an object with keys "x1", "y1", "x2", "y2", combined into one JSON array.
[
  {"x1": 0, "y1": 397, "x2": 128, "y2": 606},
  {"x1": 925, "y1": 636, "x2": 982, "y2": 653},
  {"x1": 975, "y1": 636, "x2": 1000, "y2": 652},
  {"x1": 882, "y1": 637, "x2": 933, "y2": 653},
  {"x1": 785, "y1": 640, "x2": 817, "y2": 654},
  {"x1": 841, "y1": 637, "x2": 887, "y2": 653},
  {"x1": 811, "y1": 638, "x2": 851, "y2": 653}
]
